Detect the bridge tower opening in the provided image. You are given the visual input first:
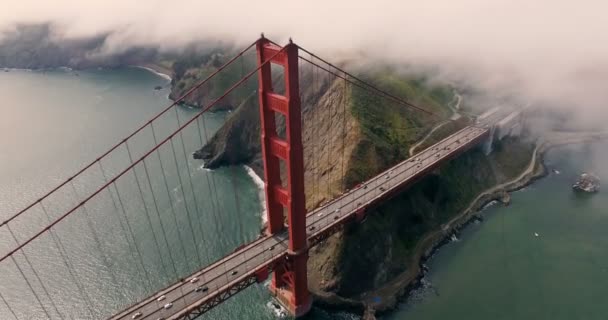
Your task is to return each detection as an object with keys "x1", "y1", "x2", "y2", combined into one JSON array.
[{"x1": 256, "y1": 37, "x2": 312, "y2": 317}]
